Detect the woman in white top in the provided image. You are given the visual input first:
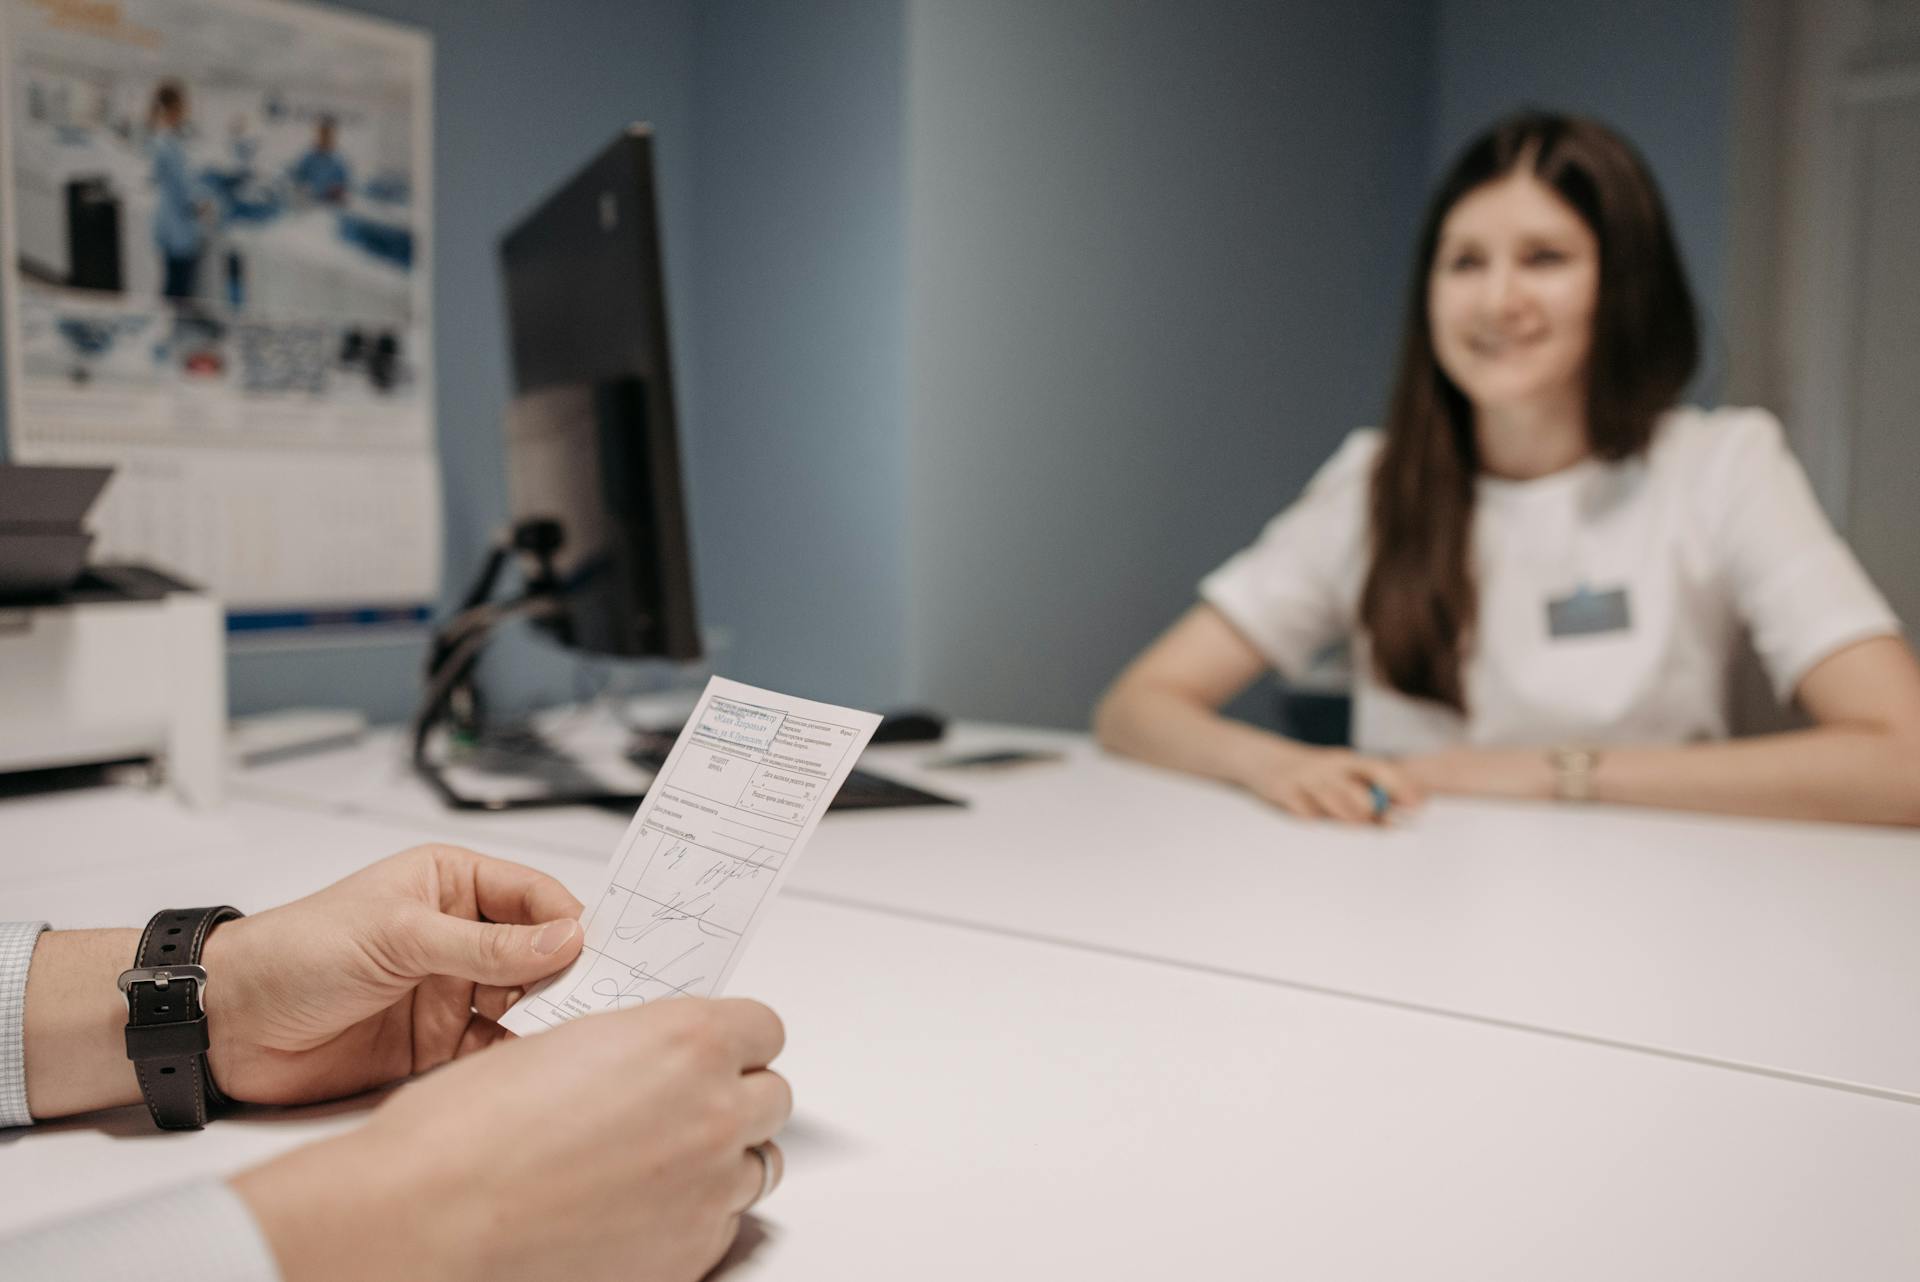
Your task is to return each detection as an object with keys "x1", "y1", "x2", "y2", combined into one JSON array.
[{"x1": 1095, "y1": 112, "x2": 1920, "y2": 826}]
